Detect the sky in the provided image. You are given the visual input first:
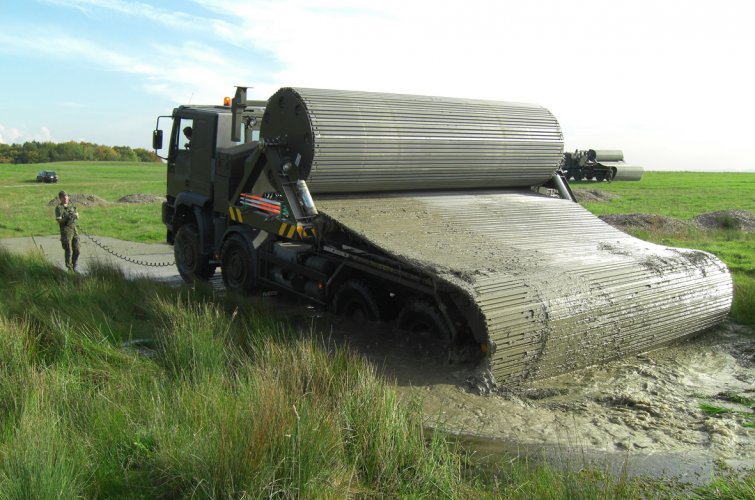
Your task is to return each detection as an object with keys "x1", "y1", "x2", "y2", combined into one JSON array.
[{"x1": 1, "y1": 0, "x2": 753, "y2": 172}]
